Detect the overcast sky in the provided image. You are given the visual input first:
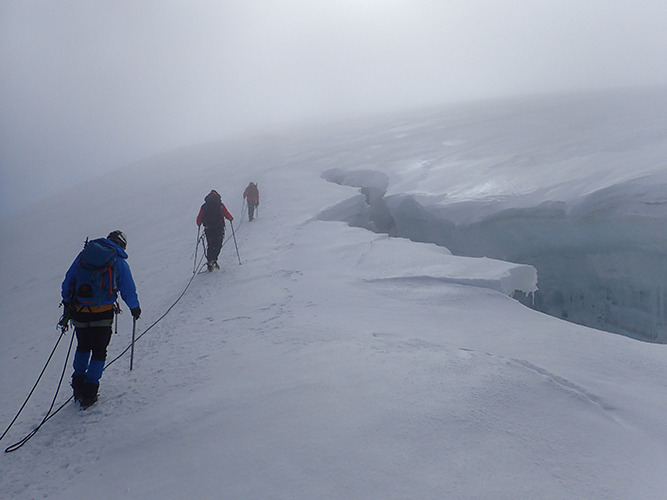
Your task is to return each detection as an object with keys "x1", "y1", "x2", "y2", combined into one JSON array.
[{"x1": 2, "y1": 0, "x2": 666, "y2": 214}]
